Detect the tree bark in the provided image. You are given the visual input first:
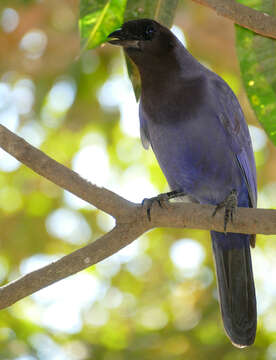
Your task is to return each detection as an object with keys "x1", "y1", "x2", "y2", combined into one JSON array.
[
  {"x1": 192, "y1": 0, "x2": 276, "y2": 39},
  {"x1": 0, "y1": 124, "x2": 275, "y2": 309}
]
